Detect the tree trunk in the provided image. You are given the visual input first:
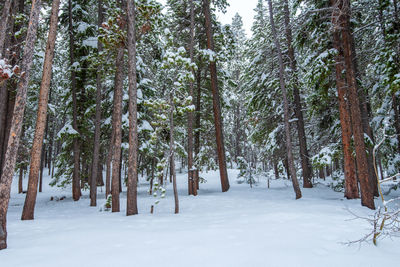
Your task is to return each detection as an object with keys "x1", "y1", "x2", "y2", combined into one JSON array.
[
  {"x1": 187, "y1": 0, "x2": 197, "y2": 196},
  {"x1": 0, "y1": 0, "x2": 42, "y2": 250},
  {"x1": 126, "y1": 0, "x2": 138, "y2": 216},
  {"x1": 111, "y1": 45, "x2": 124, "y2": 212},
  {"x1": 331, "y1": 0, "x2": 359, "y2": 199},
  {"x1": 282, "y1": 0, "x2": 313, "y2": 188},
  {"x1": 194, "y1": 67, "x2": 202, "y2": 189},
  {"x1": 18, "y1": 166, "x2": 23, "y2": 194},
  {"x1": 339, "y1": 0, "x2": 375, "y2": 209},
  {"x1": 0, "y1": 0, "x2": 13, "y2": 56},
  {"x1": 170, "y1": 93, "x2": 179, "y2": 214},
  {"x1": 68, "y1": 0, "x2": 81, "y2": 201},
  {"x1": 267, "y1": 0, "x2": 301, "y2": 199},
  {"x1": 203, "y1": 0, "x2": 229, "y2": 192},
  {"x1": 90, "y1": 0, "x2": 104, "y2": 207}
]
